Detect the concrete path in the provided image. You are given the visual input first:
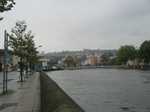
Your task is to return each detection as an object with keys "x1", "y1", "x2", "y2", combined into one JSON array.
[
  {"x1": 0, "y1": 72, "x2": 40, "y2": 112},
  {"x1": 0, "y1": 72, "x2": 19, "y2": 93}
]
